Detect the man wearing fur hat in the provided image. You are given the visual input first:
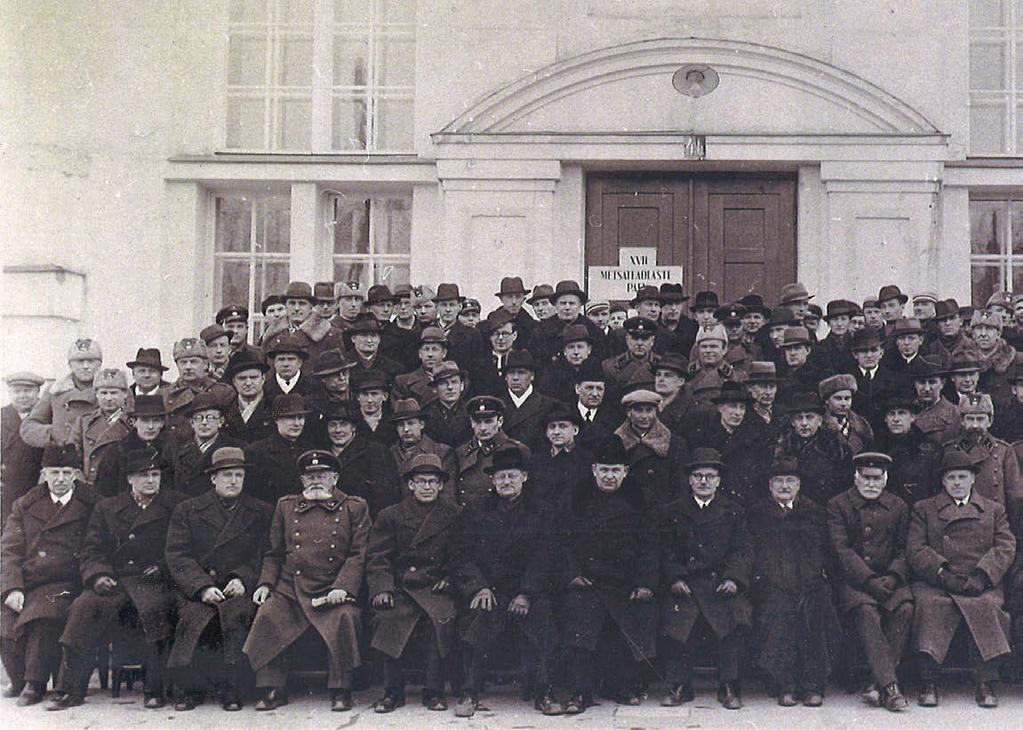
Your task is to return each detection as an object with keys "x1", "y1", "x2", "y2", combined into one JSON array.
[
  {"x1": 21, "y1": 338, "x2": 101, "y2": 449},
  {"x1": 820, "y1": 373, "x2": 874, "y2": 454},
  {"x1": 71, "y1": 368, "x2": 132, "y2": 486},
  {"x1": 165, "y1": 337, "x2": 235, "y2": 447},
  {"x1": 683, "y1": 323, "x2": 747, "y2": 410}
]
